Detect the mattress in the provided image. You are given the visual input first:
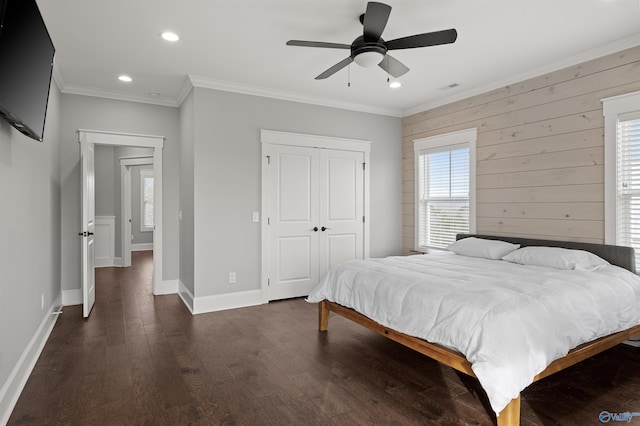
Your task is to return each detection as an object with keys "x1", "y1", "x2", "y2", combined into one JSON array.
[{"x1": 306, "y1": 251, "x2": 640, "y2": 414}]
